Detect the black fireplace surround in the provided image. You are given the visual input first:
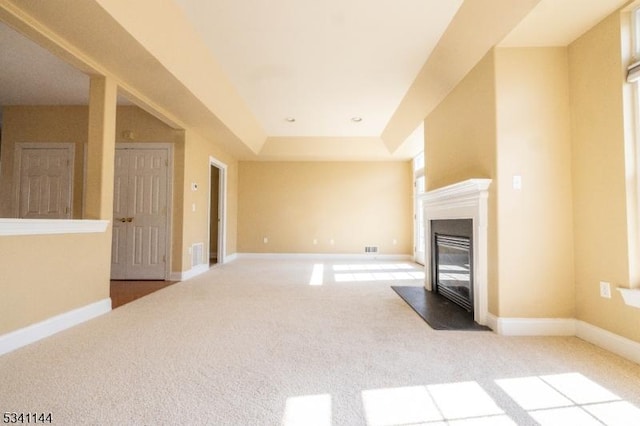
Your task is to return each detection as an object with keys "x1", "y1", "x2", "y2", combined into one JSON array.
[{"x1": 431, "y1": 219, "x2": 474, "y2": 312}]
